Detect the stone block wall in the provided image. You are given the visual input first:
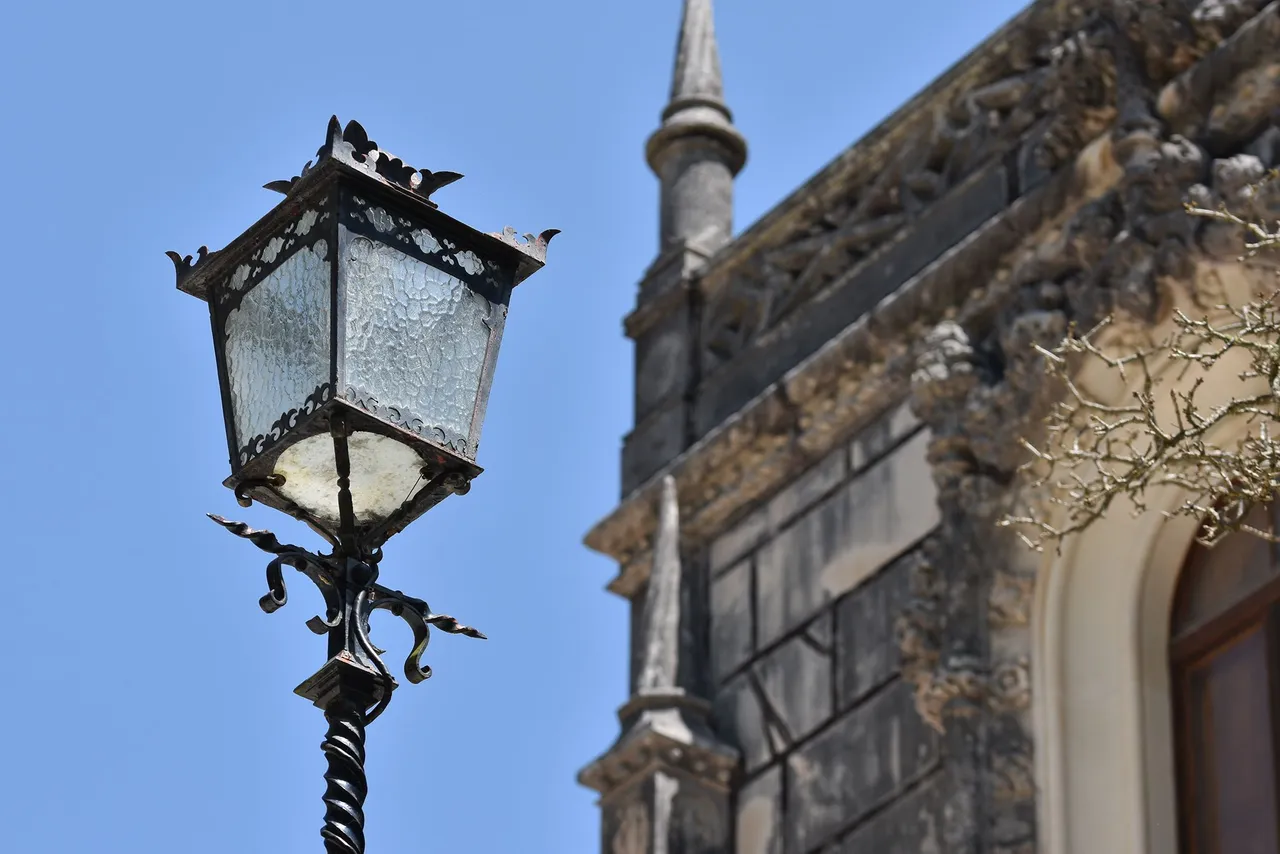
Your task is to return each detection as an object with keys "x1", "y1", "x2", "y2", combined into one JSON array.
[{"x1": 705, "y1": 401, "x2": 944, "y2": 853}]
